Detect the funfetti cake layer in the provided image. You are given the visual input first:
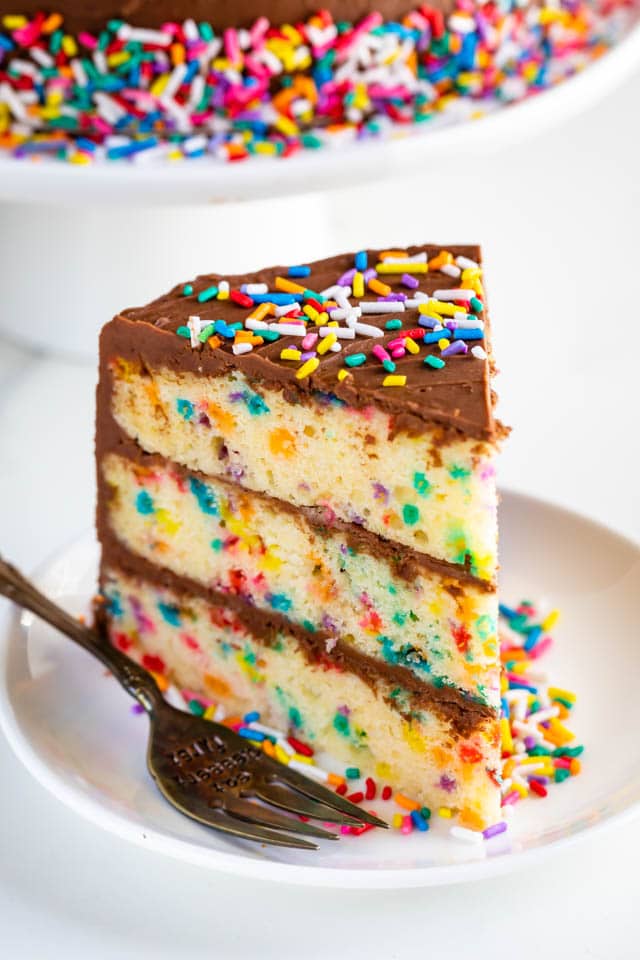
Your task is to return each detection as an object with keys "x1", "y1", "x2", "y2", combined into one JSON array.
[
  {"x1": 99, "y1": 560, "x2": 501, "y2": 826},
  {"x1": 96, "y1": 244, "x2": 506, "y2": 828}
]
